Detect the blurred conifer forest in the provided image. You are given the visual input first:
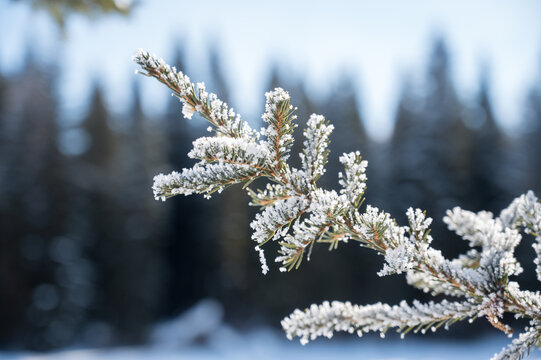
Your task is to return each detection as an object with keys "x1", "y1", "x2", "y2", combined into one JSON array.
[{"x1": 1, "y1": 35, "x2": 541, "y2": 350}]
